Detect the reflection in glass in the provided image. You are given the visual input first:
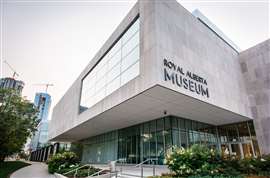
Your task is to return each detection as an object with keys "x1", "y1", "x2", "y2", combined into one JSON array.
[
  {"x1": 81, "y1": 117, "x2": 259, "y2": 164},
  {"x1": 80, "y1": 18, "x2": 140, "y2": 111}
]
